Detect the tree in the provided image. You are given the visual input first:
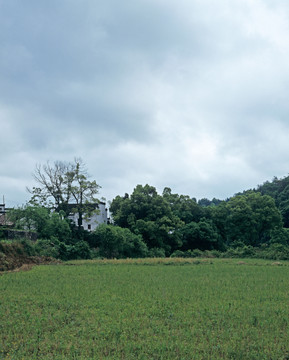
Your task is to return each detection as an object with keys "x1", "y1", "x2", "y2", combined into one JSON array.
[
  {"x1": 8, "y1": 205, "x2": 72, "y2": 243},
  {"x1": 225, "y1": 192, "x2": 282, "y2": 246},
  {"x1": 28, "y1": 158, "x2": 101, "y2": 230},
  {"x1": 65, "y1": 160, "x2": 101, "y2": 230},
  {"x1": 110, "y1": 185, "x2": 183, "y2": 254},
  {"x1": 110, "y1": 185, "x2": 172, "y2": 227},
  {"x1": 208, "y1": 201, "x2": 229, "y2": 244},
  {"x1": 163, "y1": 187, "x2": 204, "y2": 224},
  {"x1": 29, "y1": 161, "x2": 70, "y2": 208},
  {"x1": 177, "y1": 219, "x2": 221, "y2": 251},
  {"x1": 248, "y1": 175, "x2": 289, "y2": 228},
  {"x1": 198, "y1": 197, "x2": 222, "y2": 207}
]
